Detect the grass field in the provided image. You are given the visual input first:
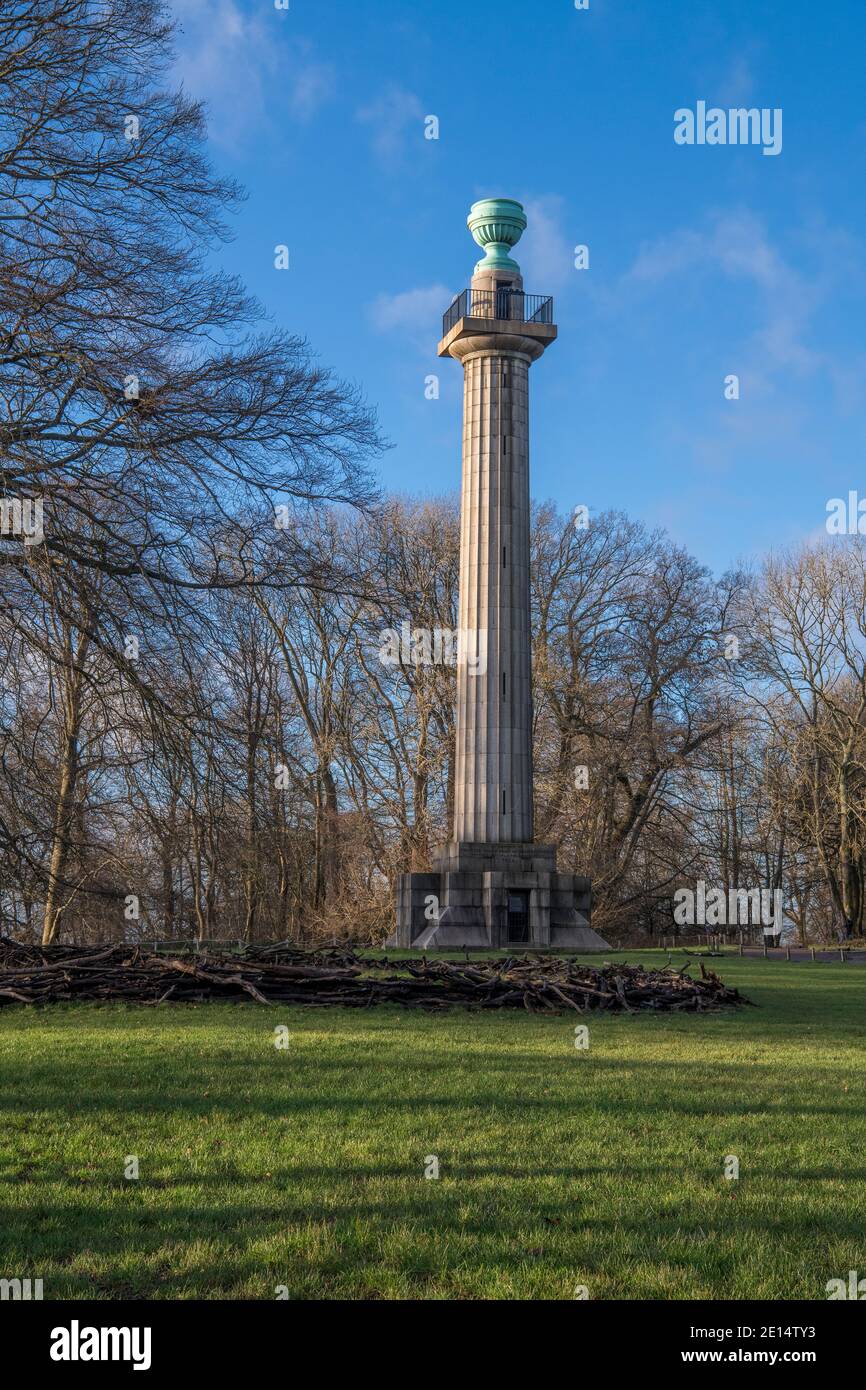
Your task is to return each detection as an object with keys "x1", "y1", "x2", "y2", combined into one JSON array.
[{"x1": 1, "y1": 952, "x2": 864, "y2": 1300}]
